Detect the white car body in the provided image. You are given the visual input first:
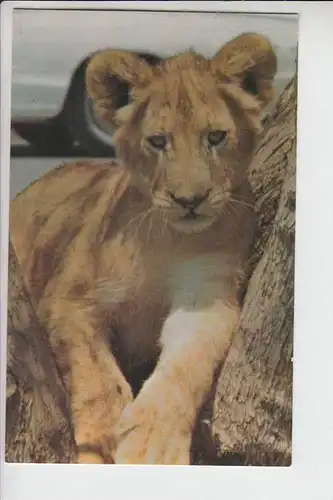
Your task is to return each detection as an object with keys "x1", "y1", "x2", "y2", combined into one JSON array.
[
  {"x1": 12, "y1": 9, "x2": 298, "y2": 121},
  {"x1": 10, "y1": 9, "x2": 298, "y2": 155}
]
